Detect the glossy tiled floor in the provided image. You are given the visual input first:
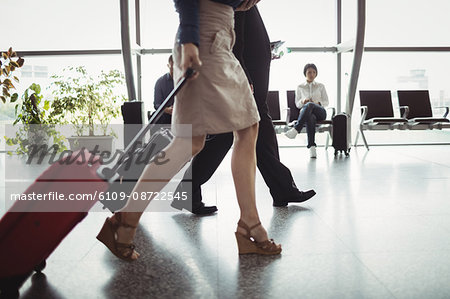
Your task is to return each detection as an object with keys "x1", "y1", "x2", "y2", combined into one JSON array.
[{"x1": 2, "y1": 144, "x2": 450, "y2": 299}]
